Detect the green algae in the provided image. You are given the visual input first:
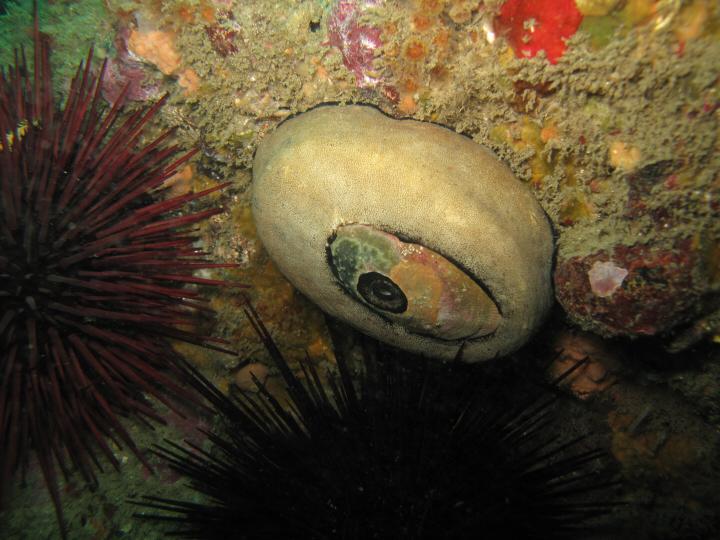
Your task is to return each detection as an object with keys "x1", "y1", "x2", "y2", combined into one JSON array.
[{"x1": 0, "y1": 0, "x2": 114, "y2": 97}]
